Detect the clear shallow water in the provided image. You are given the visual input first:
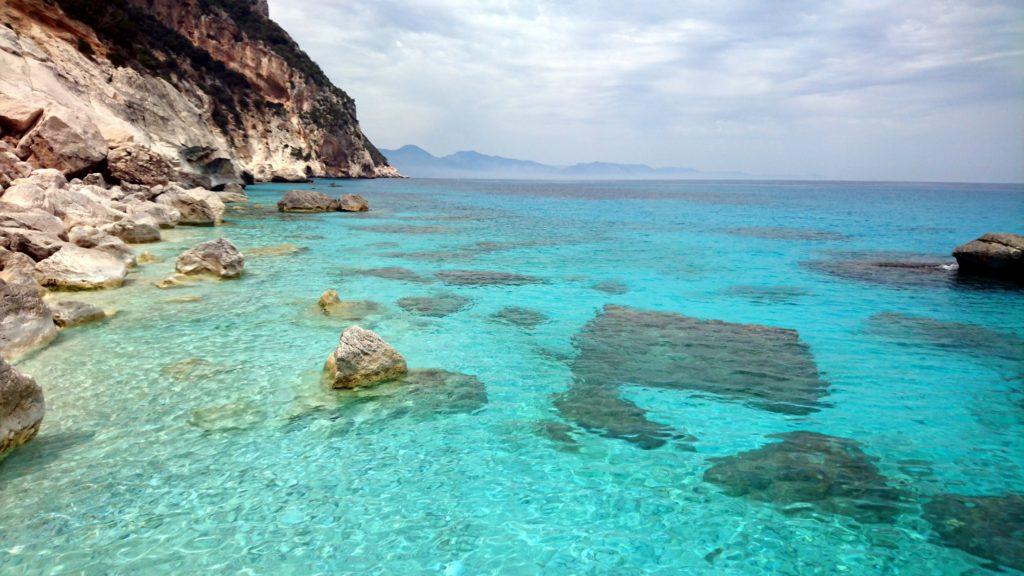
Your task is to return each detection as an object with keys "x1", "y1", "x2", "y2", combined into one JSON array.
[{"x1": 2, "y1": 179, "x2": 1023, "y2": 574}]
